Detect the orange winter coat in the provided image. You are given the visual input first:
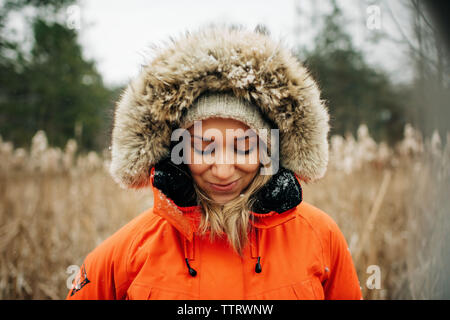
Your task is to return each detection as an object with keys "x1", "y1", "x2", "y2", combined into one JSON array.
[{"x1": 67, "y1": 168, "x2": 362, "y2": 300}]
